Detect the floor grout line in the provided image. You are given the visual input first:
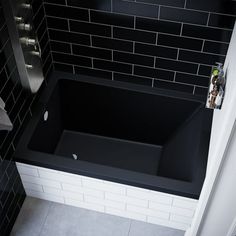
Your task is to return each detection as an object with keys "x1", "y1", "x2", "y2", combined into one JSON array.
[
  {"x1": 127, "y1": 220, "x2": 132, "y2": 236},
  {"x1": 38, "y1": 201, "x2": 53, "y2": 236}
]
